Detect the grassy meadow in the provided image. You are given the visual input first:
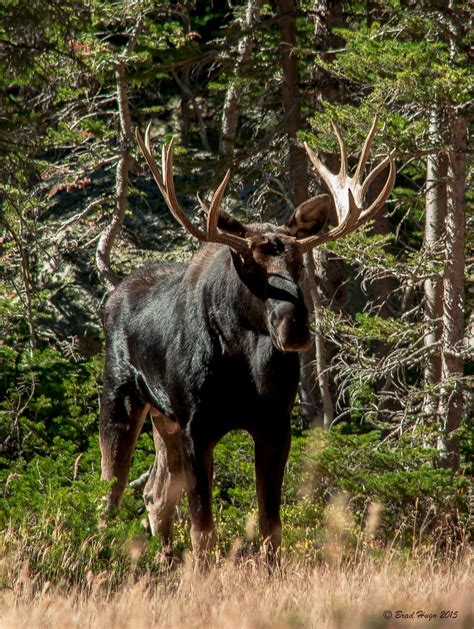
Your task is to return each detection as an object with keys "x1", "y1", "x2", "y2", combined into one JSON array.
[
  {"x1": 1, "y1": 426, "x2": 472, "y2": 628},
  {"x1": 1, "y1": 540, "x2": 472, "y2": 628}
]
